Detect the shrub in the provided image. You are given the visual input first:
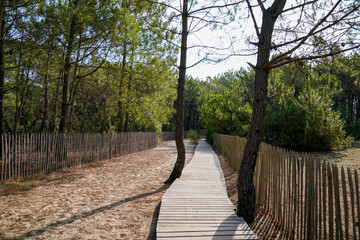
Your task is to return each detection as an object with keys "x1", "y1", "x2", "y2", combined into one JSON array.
[
  {"x1": 265, "y1": 82, "x2": 353, "y2": 150},
  {"x1": 188, "y1": 129, "x2": 199, "y2": 144}
]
